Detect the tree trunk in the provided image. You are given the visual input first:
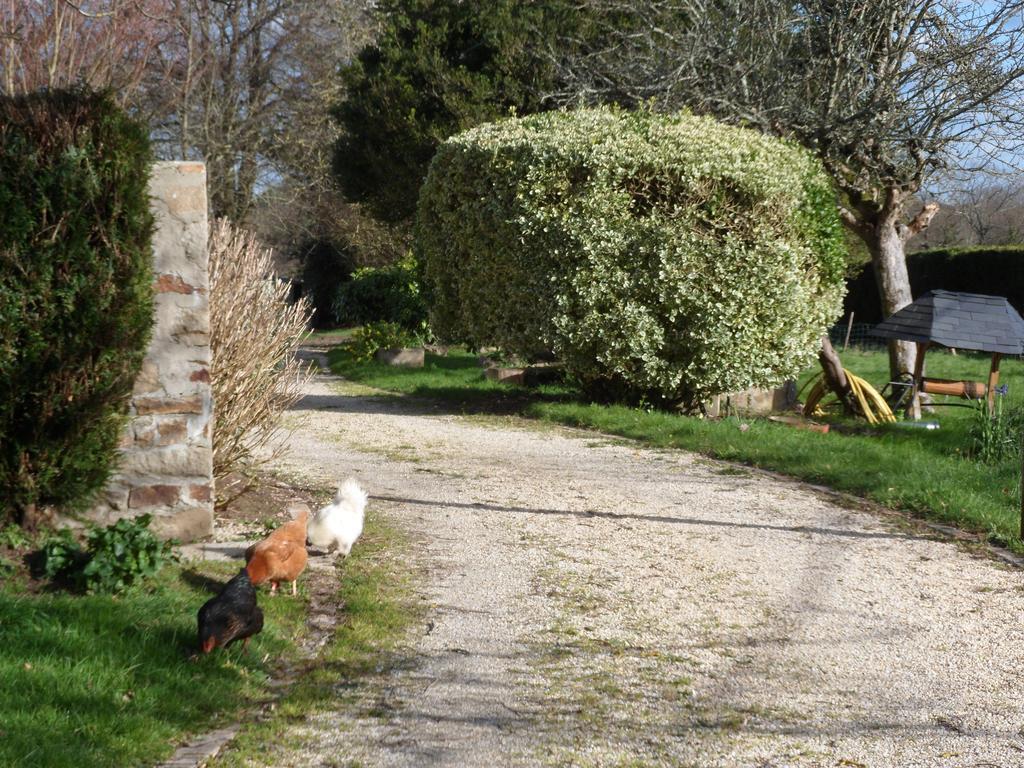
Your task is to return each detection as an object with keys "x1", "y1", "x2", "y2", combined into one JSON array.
[
  {"x1": 19, "y1": 502, "x2": 54, "y2": 532},
  {"x1": 870, "y1": 214, "x2": 917, "y2": 380}
]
